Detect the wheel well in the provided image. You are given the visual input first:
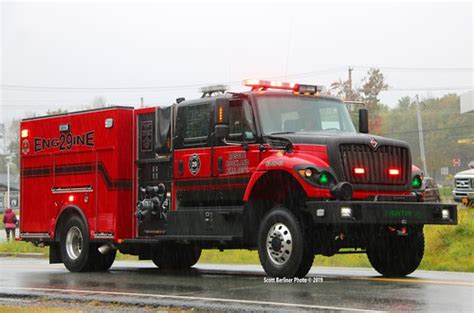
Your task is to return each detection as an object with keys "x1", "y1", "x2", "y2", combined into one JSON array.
[
  {"x1": 54, "y1": 206, "x2": 87, "y2": 242},
  {"x1": 243, "y1": 170, "x2": 309, "y2": 246}
]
